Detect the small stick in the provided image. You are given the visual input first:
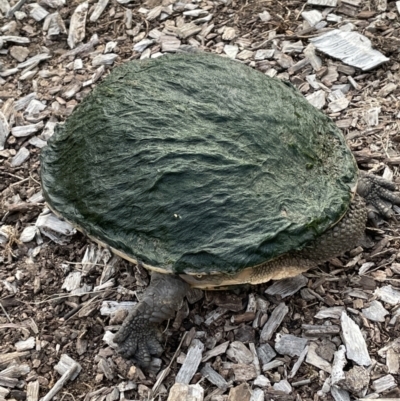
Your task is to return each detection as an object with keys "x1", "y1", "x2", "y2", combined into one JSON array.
[{"x1": 41, "y1": 364, "x2": 80, "y2": 401}]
